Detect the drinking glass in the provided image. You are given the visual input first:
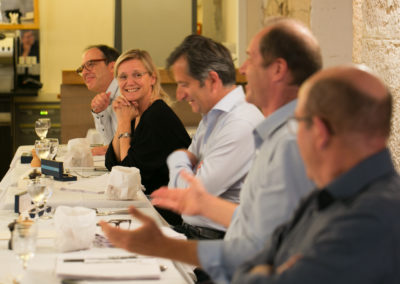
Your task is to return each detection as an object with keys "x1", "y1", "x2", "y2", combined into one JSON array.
[
  {"x1": 39, "y1": 175, "x2": 54, "y2": 219},
  {"x1": 34, "y1": 139, "x2": 50, "y2": 160},
  {"x1": 35, "y1": 118, "x2": 51, "y2": 140},
  {"x1": 47, "y1": 138, "x2": 59, "y2": 160},
  {"x1": 27, "y1": 178, "x2": 47, "y2": 217},
  {"x1": 12, "y1": 221, "x2": 37, "y2": 278}
]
